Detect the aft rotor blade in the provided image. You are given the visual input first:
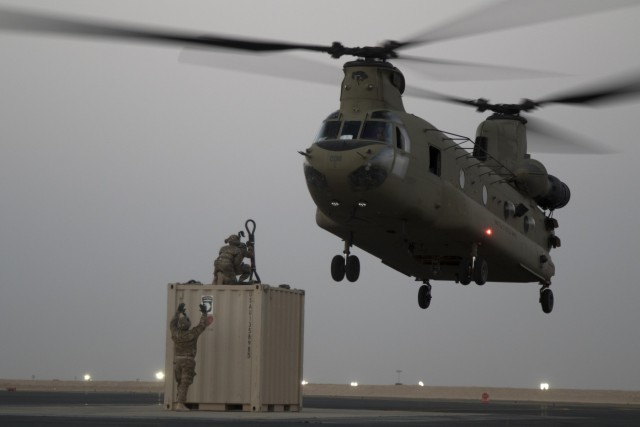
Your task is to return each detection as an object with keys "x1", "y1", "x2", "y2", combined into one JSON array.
[
  {"x1": 526, "y1": 116, "x2": 614, "y2": 154},
  {"x1": 0, "y1": 7, "x2": 332, "y2": 54},
  {"x1": 398, "y1": 0, "x2": 640, "y2": 49},
  {"x1": 403, "y1": 85, "x2": 477, "y2": 106},
  {"x1": 535, "y1": 72, "x2": 640, "y2": 106}
]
